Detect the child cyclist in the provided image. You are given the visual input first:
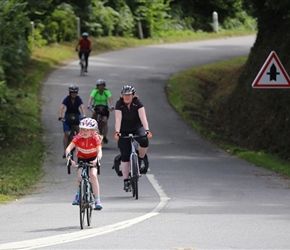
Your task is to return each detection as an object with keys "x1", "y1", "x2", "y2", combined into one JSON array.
[{"x1": 65, "y1": 117, "x2": 103, "y2": 210}]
